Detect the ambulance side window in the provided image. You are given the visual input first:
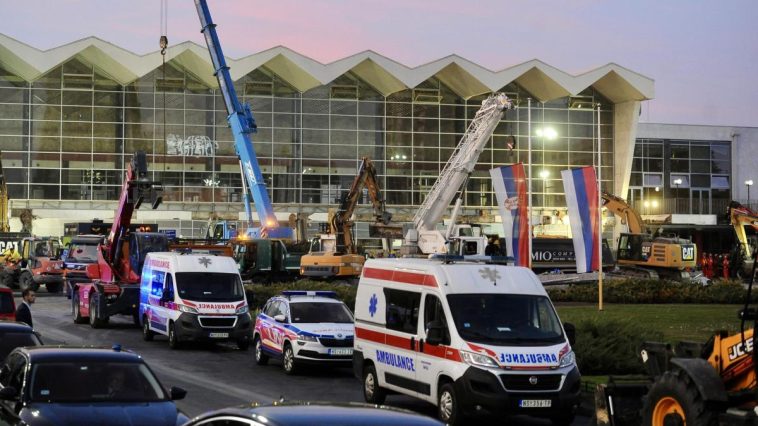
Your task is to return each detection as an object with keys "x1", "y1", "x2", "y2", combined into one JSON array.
[
  {"x1": 163, "y1": 274, "x2": 174, "y2": 301},
  {"x1": 423, "y1": 295, "x2": 450, "y2": 346},
  {"x1": 151, "y1": 271, "x2": 165, "y2": 298},
  {"x1": 384, "y1": 289, "x2": 421, "y2": 335}
]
